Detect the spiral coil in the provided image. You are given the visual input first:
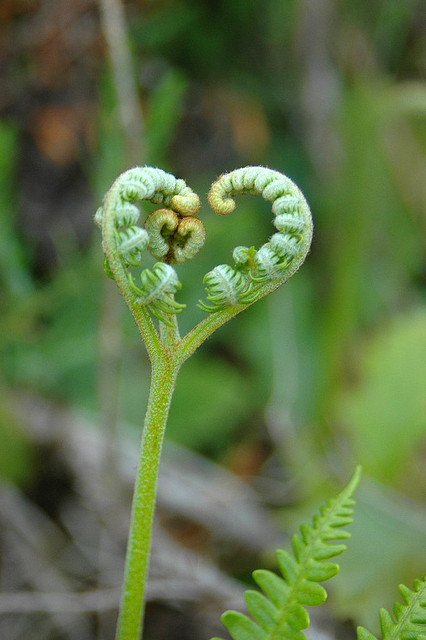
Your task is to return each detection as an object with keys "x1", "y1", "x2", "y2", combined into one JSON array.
[
  {"x1": 96, "y1": 167, "x2": 203, "y2": 324},
  {"x1": 199, "y1": 166, "x2": 312, "y2": 312}
]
